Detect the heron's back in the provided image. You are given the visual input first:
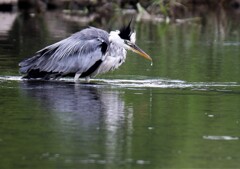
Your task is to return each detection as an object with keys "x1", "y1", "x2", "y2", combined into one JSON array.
[{"x1": 19, "y1": 27, "x2": 111, "y2": 79}]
